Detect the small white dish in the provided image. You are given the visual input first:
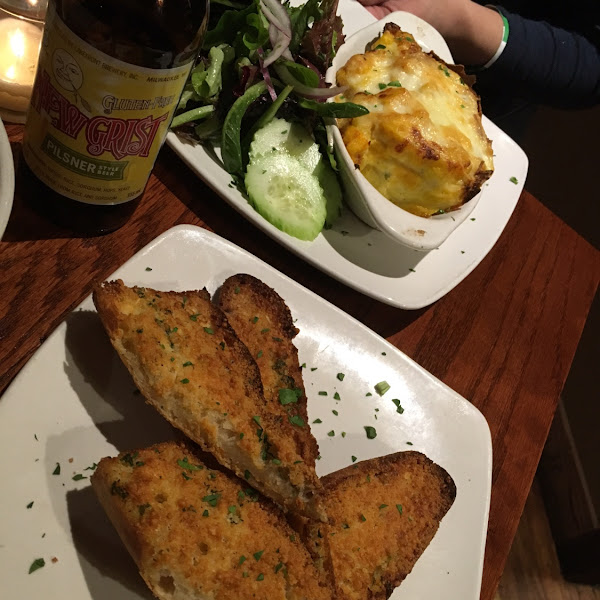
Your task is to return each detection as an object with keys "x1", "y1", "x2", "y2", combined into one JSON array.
[
  {"x1": 0, "y1": 224, "x2": 492, "y2": 600},
  {"x1": 0, "y1": 116, "x2": 15, "y2": 239},
  {"x1": 326, "y1": 11, "x2": 488, "y2": 251},
  {"x1": 167, "y1": 0, "x2": 528, "y2": 309}
]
